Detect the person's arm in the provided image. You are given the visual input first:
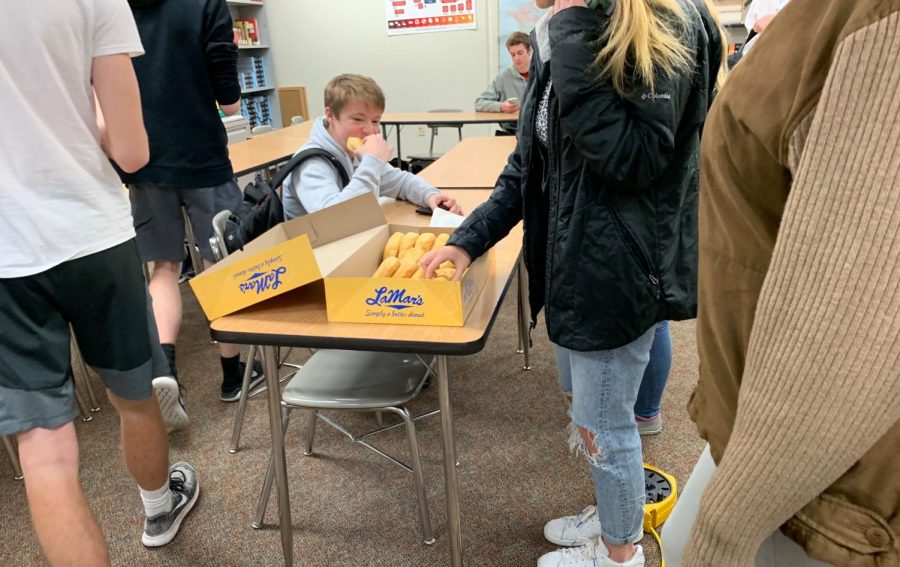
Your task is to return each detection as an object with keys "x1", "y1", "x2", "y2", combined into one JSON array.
[
  {"x1": 92, "y1": 53, "x2": 148, "y2": 173},
  {"x1": 421, "y1": 146, "x2": 524, "y2": 278},
  {"x1": 203, "y1": 0, "x2": 240, "y2": 110},
  {"x1": 742, "y1": 0, "x2": 777, "y2": 33},
  {"x1": 378, "y1": 165, "x2": 439, "y2": 204},
  {"x1": 682, "y1": 24, "x2": 900, "y2": 567},
  {"x1": 220, "y1": 101, "x2": 241, "y2": 116},
  {"x1": 444, "y1": 144, "x2": 525, "y2": 261},
  {"x1": 377, "y1": 167, "x2": 463, "y2": 213},
  {"x1": 549, "y1": 7, "x2": 692, "y2": 190},
  {"x1": 474, "y1": 75, "x2": 504, "y2": 113}
]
